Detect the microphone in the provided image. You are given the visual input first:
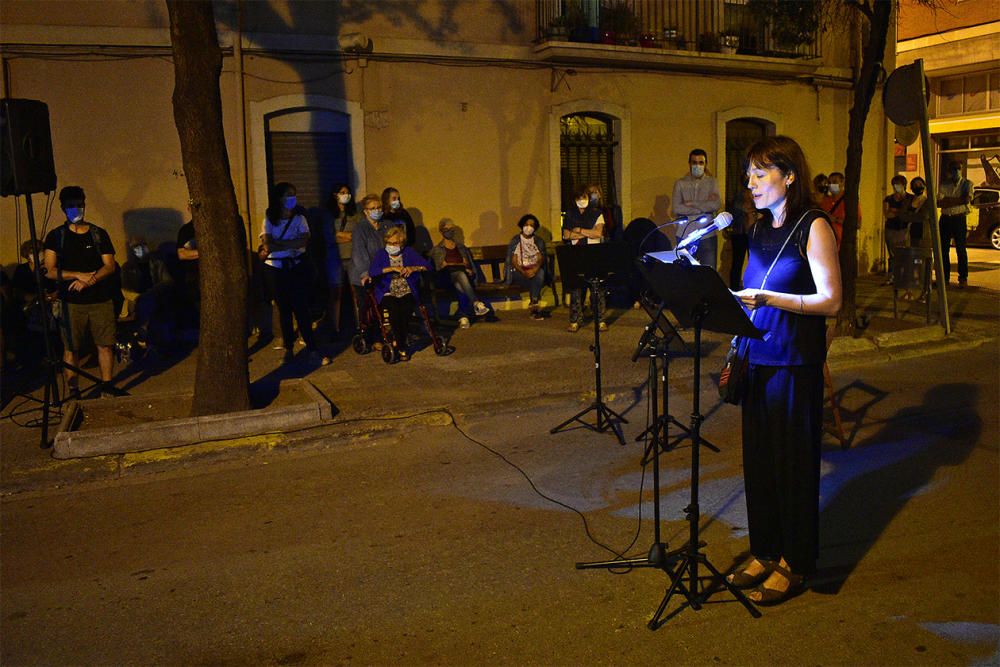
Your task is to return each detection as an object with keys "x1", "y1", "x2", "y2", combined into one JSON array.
[
  {"x1": 675, "y1": 212, "x2": 733, "y2": 251},
  {"x1": 638, "y1": 215, "x2": 687, "y2": 253}
]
